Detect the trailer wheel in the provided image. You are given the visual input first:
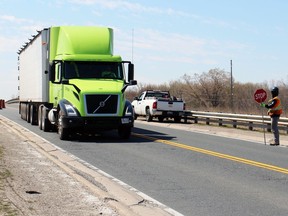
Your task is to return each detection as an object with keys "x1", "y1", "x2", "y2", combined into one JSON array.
[
  {"x1": 58, "y1": 111, "x2": 70, "y2": 140},
  {"x1": 26, "y1": 104, "x2": 31, "y2": 123},
  {"x1": 118, "y1": 126, "x2": 131, "y2": 139},
  {"x1": 30, "y1": 105, "x2": 37, "y2": 125},
  {"x1": 145, "y1": 108, "x2": 152, "y2": 122},
  {"x1": 20, "y1": 103, "x2": 28, "y2": 121},
  {"x1": 38, "y1": 106, "x2": 43, "y2": 130}
]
